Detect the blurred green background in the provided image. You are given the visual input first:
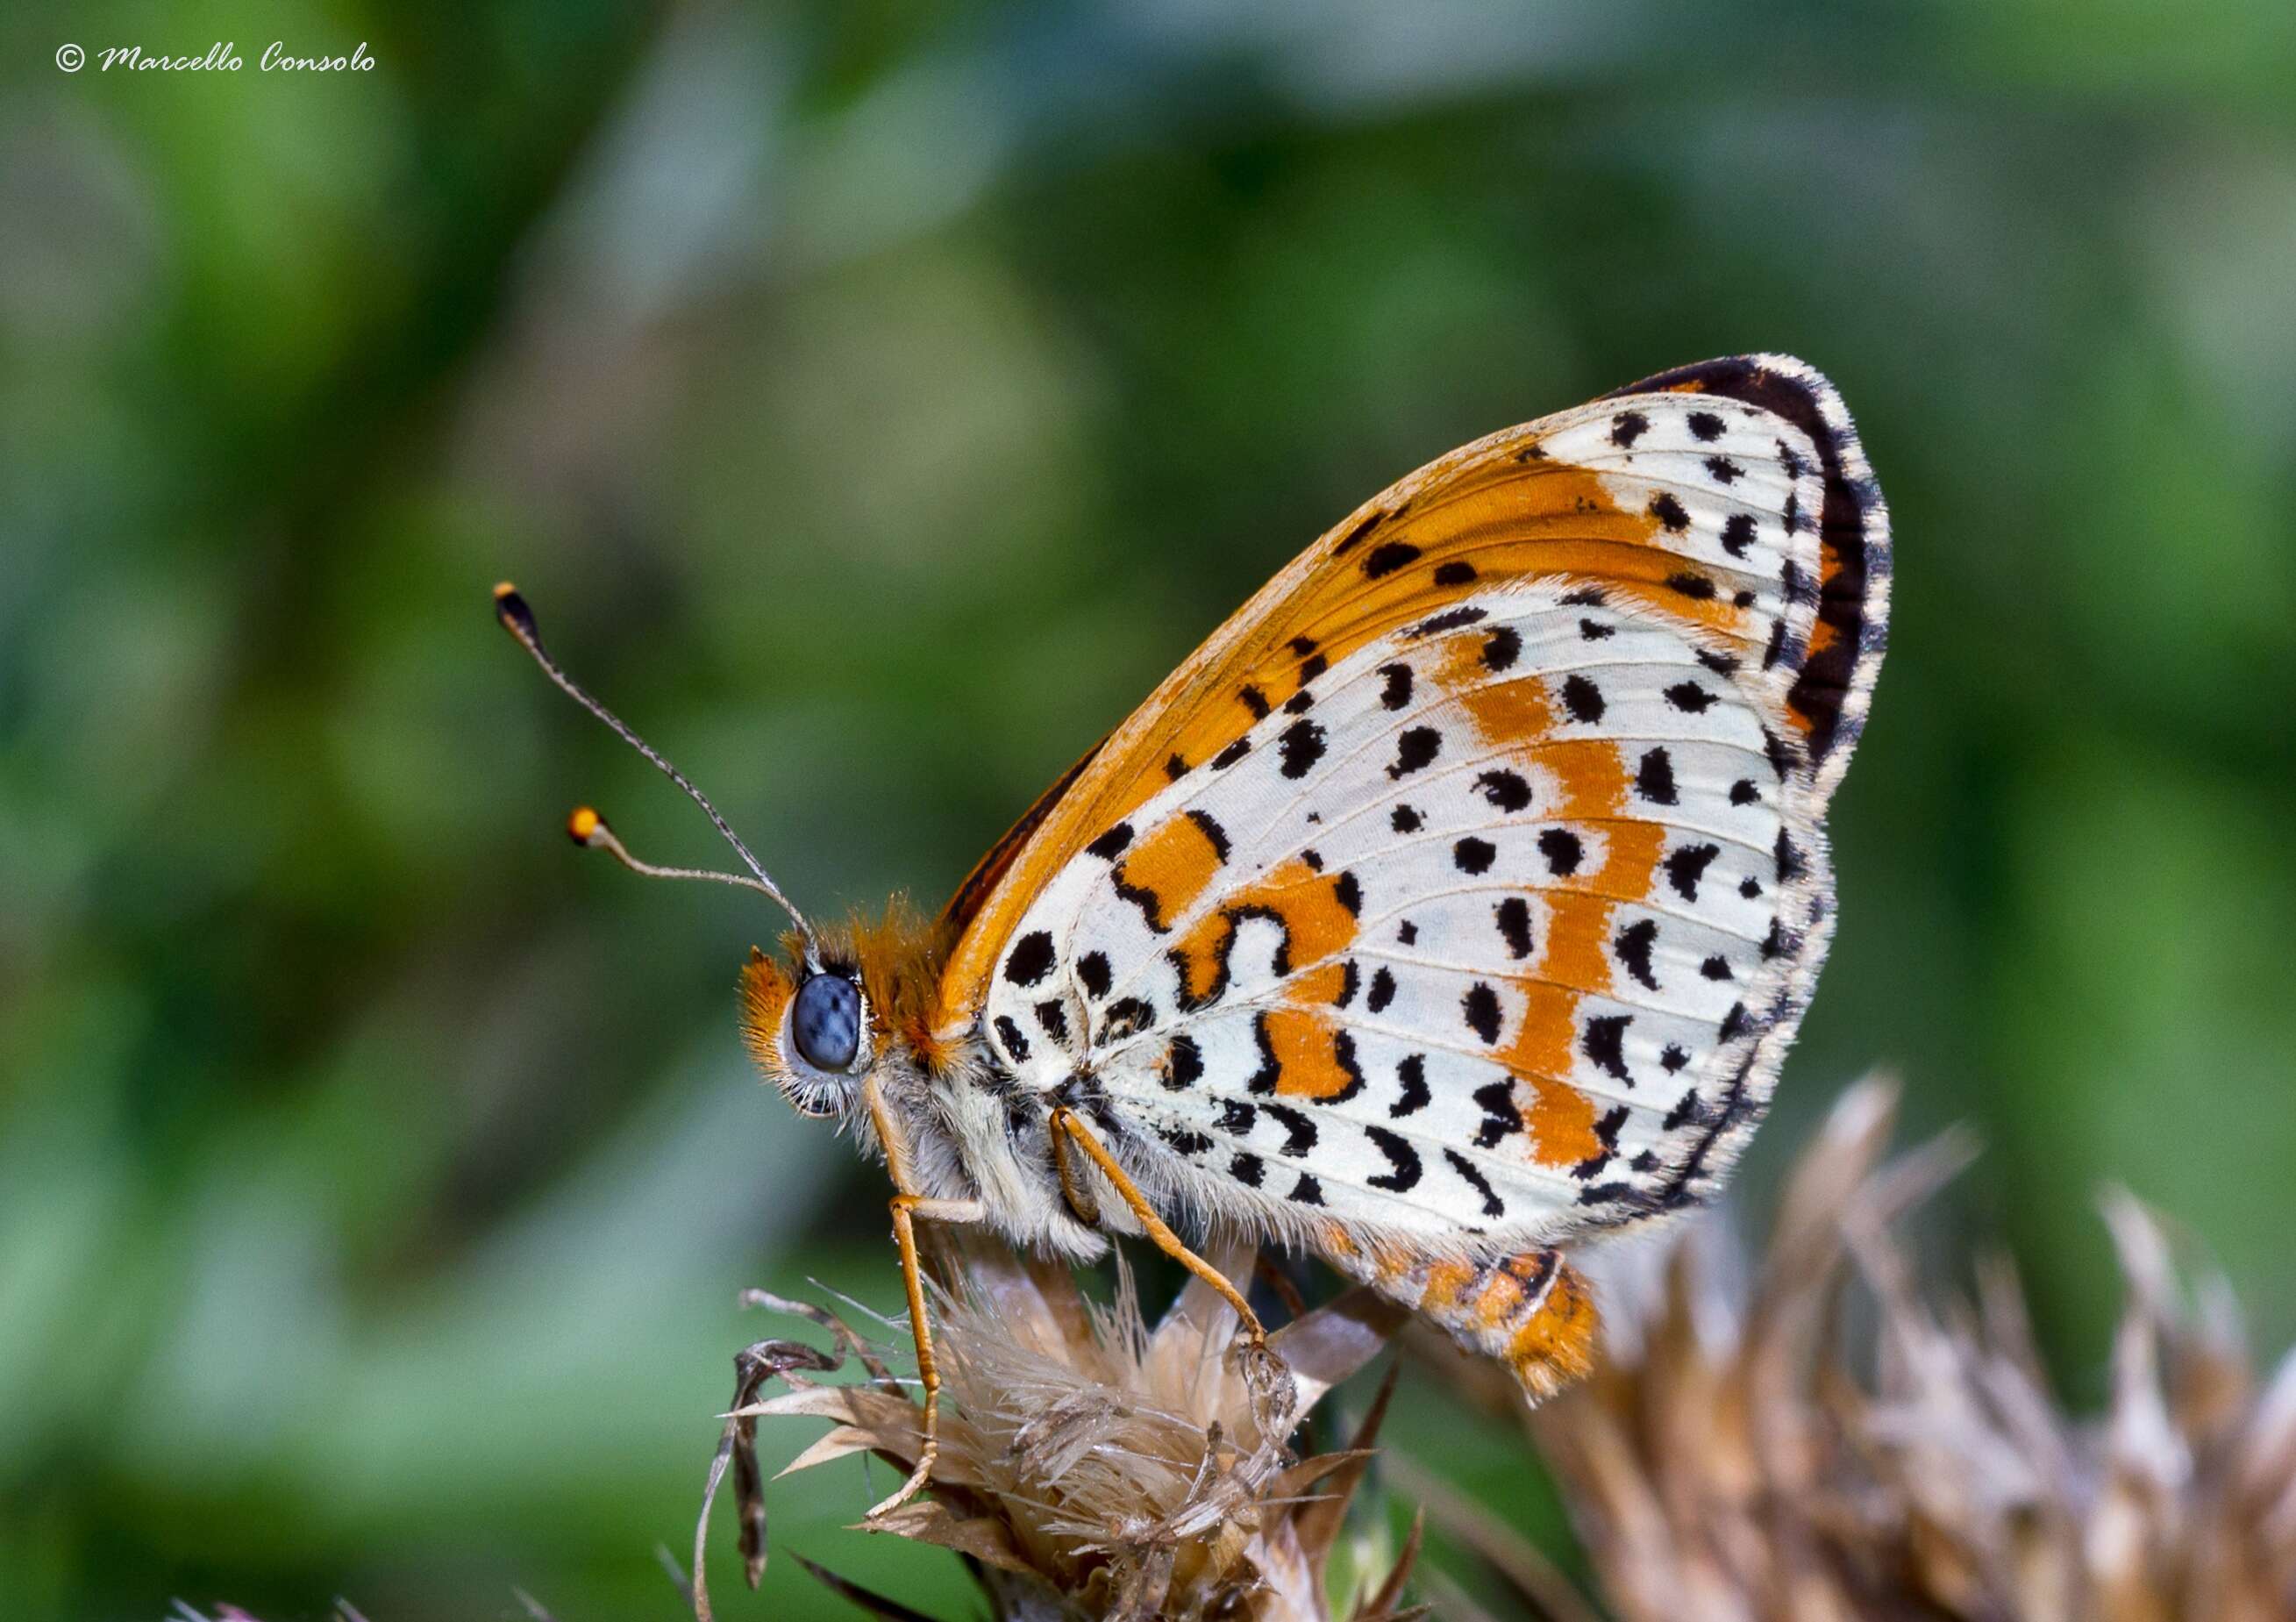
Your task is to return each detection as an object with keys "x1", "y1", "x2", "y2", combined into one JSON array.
[{"x1": 4, "y1": 1, "x2": 2294, "y2": 1616}]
